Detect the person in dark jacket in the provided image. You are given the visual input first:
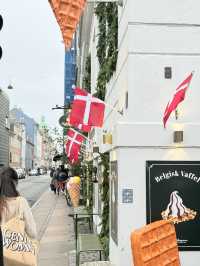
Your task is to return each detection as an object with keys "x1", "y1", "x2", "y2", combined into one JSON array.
[{"x1": 54, "y1": 166, "x2": 69, "y2": 195}]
